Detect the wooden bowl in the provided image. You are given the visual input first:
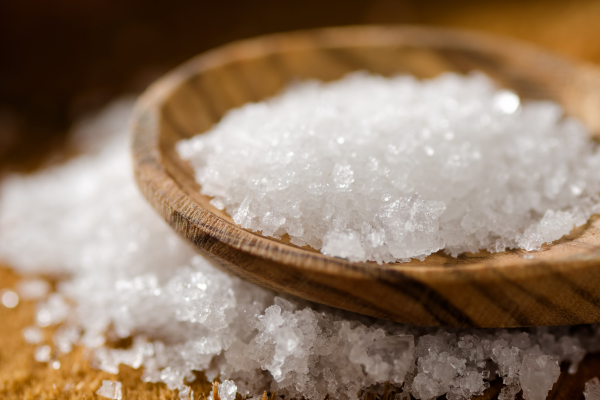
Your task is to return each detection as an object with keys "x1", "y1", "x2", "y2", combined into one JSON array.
[{"x1": 131, "y1": 25, "x2": 600, "y2": 328}]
